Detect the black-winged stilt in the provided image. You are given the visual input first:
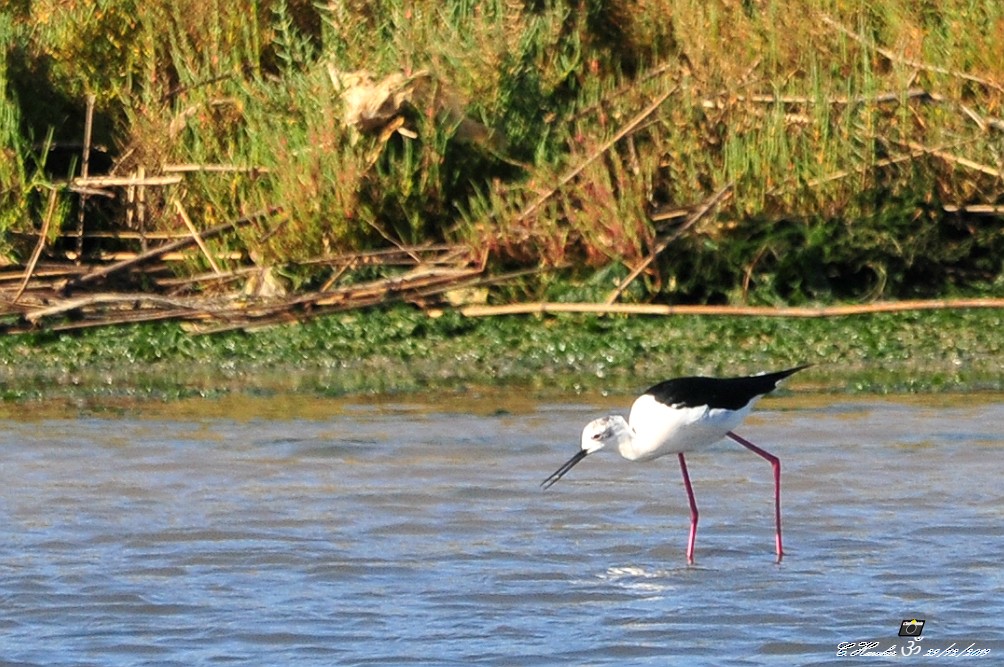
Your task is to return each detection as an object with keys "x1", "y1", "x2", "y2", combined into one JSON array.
[{"x1": 542, "y1": 365, "x2": 809, "y2": 564}]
